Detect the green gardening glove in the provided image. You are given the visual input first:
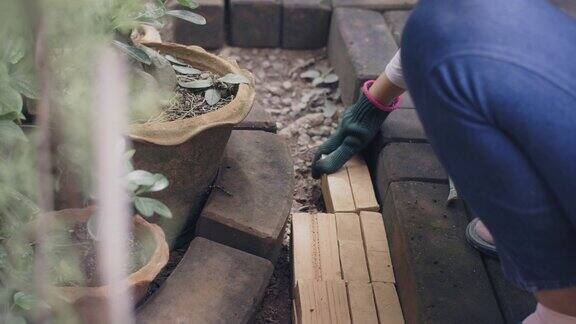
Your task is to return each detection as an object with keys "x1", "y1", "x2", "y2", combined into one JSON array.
[{"x1": 311, "y1": 81, "x2": 400, "y2": 179}]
